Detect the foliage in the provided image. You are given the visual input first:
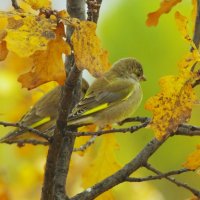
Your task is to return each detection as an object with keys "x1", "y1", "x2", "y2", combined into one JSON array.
[{"x1": 0, "y1": 0, "x2": 200, "y2": 200}]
